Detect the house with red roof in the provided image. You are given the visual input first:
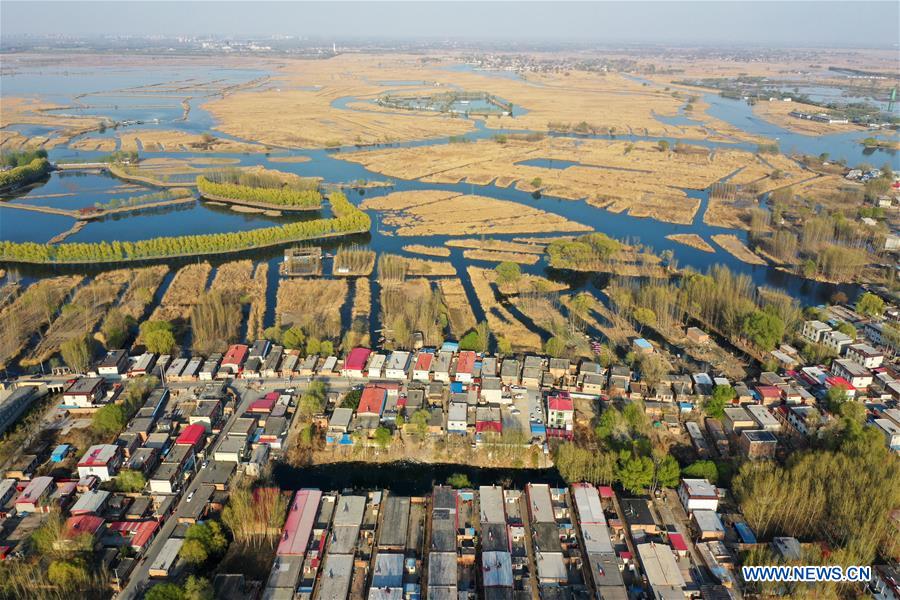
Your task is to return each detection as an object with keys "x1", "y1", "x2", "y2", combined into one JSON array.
[
  {"x1": 358, "y1": 385, "x2": 388, "y2": 417},
  {"x1": 413, "y1": 352, "x2": 434, "y2": 383},
  {"x1": 668, "y1": 533, "x2": 689, "y2": 558},
  {"x1": 249, "y1": 392, "x2": 279, "y2": 414},
  {"x1": 546, "y1": 391, "x2": 574, "y2": 440},
  {"x1": 455, "y1": 351, "x2": 477, "y2": 384},
  {"x1": 277, "y1": 489, "x2": 322, "y2": 556},
  {"x1": 77, "y1": 444, "x2": 122, "y2": 482},
  {"x1": 62, "y1": 515, "x2": 105, "y2": 549},
  {"x1": 342, "y1": 347, "x2": 372, "y2": 378},
  {"x1": 754, "y1": 385, "x2": 782, "y2": 405},
  {"x1": 106, "y1": 520, "x2": 160, "y2": 553},
  {"x1": 175, "y1": 423, "x2": 207, "y2": 451},
  {"x1": 475, "y1": 407, "x2": 502, "y2": 435},
  {"x1": 220, "y1": 344, "x2": 249, "y2": 375},
  {"x1": 15, "y1": 476, "x2": 55, "y2": 513}
]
